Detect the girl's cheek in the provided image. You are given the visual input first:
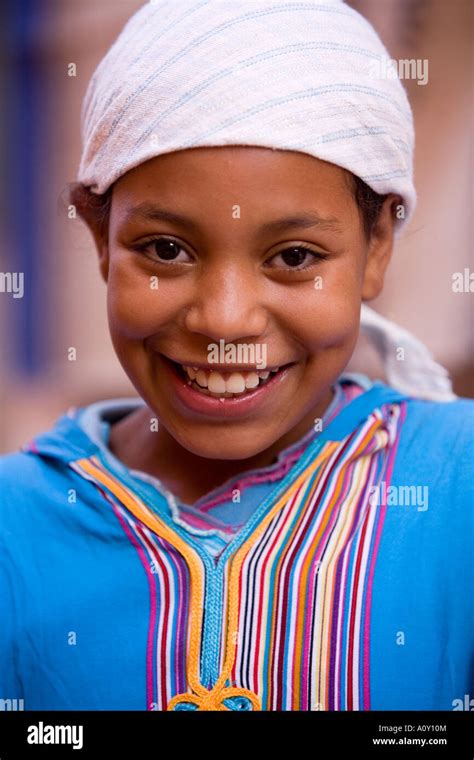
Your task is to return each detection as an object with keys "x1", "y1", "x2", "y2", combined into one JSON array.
[
  {"x1": 106, "y1": 259, "x2": 185, "y2": 339},
  {"x1": 286, "y1": 268, "x2": 363, "y2": 349}
]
